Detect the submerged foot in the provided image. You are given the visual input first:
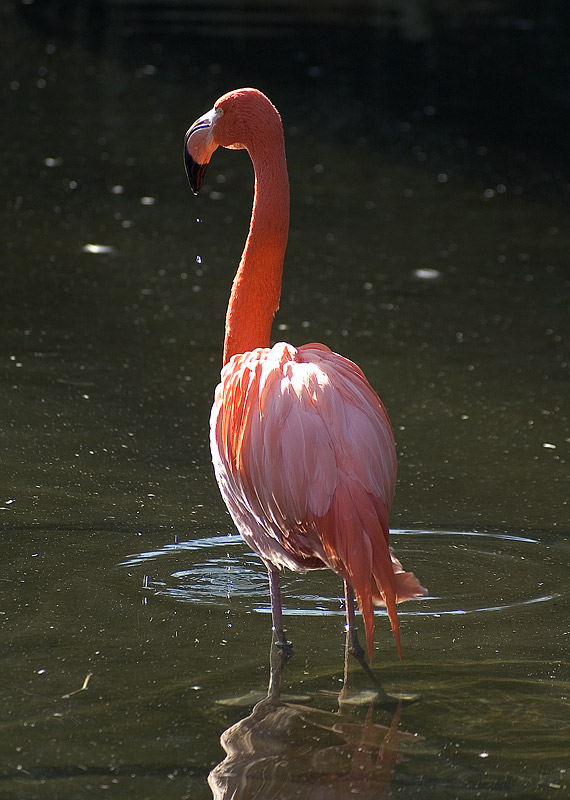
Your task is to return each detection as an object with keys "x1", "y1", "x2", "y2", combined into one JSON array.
[
  {"x1": 348, "y1": 649, "x2": 420, "y2": 707},
  {"x1": 345, "y1": 630, "x2": 420, "y2": 708},
  {"x1": 272, "y1": 628, "x2": 293, "y2": 658},
  {"x1": 274, "y1": 638, "x2": 293, "y2": 658}
]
